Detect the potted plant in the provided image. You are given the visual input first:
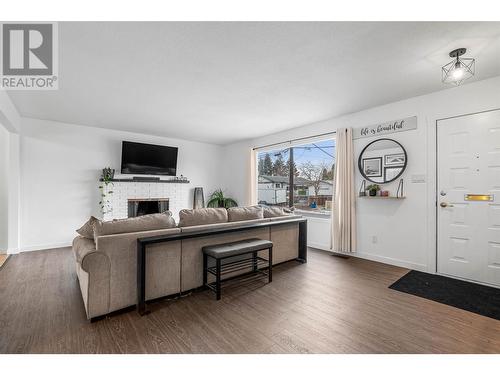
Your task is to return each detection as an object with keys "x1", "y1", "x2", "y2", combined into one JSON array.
[
  {"x1": 102, "y1": 167, "x2": 115, "y2": 180},
  {"x1": 99, "y1": 167, "x2": 115, "y2": 216},
  {"x1": 366, "y1": 184, "x2": 380, "y2": 197},
  {"x1": 207, "y1": 189, "x2": 238, "y2": 208}
]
